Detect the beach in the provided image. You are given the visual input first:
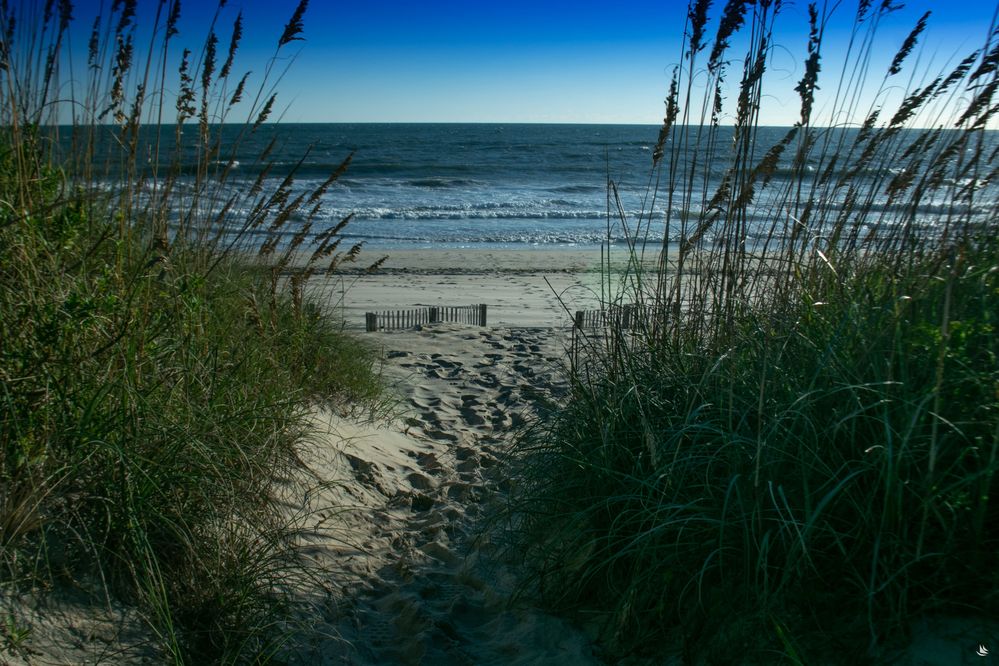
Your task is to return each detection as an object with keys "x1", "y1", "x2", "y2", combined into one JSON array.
[
  {"x1": 308, "y1": 247, "x2": 655, "y2": 329},
  {"x1": 7, "y1": 241, "x2": 996, "y2": 664},
  {"x1": 4, "y1": 0, "x2": 997, "y2": 660},
  {"x1": 279, "y1": 247, "x2": 616, "y2": 663}
]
